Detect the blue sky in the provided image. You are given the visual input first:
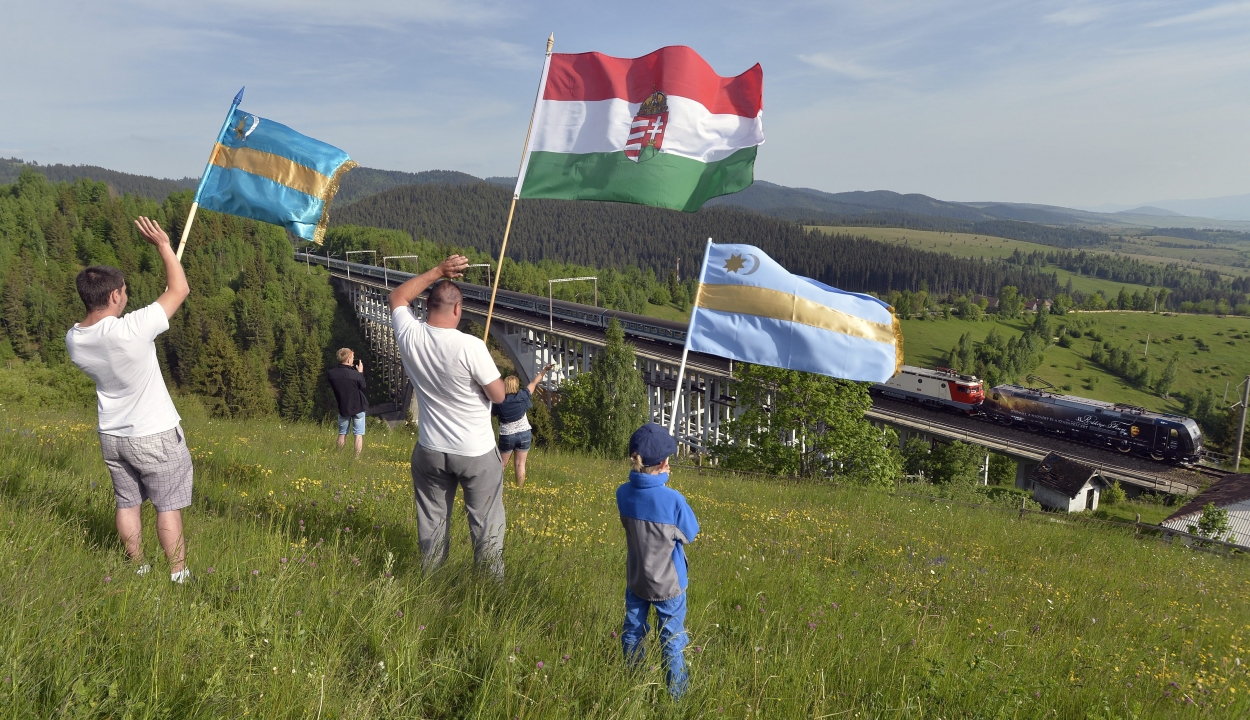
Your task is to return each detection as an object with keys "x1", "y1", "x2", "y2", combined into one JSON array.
[{"x1": 4, "y1": 1, "x2": 1250, "y2": 207}]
